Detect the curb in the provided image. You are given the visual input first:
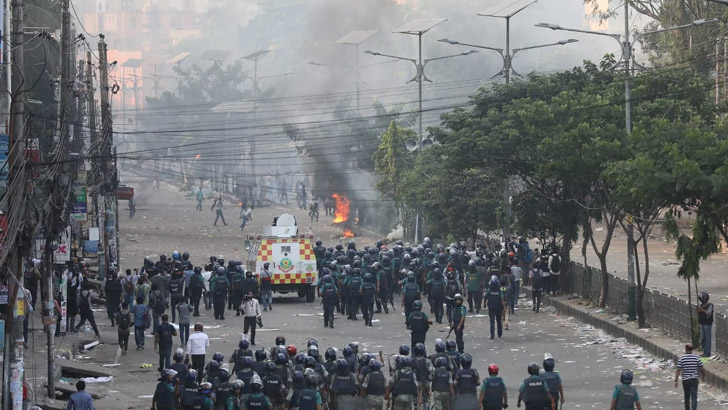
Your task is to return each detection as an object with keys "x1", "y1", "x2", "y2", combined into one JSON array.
[{"x1": 532, "y1": 289, "x2": 728, "y2": 393}]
